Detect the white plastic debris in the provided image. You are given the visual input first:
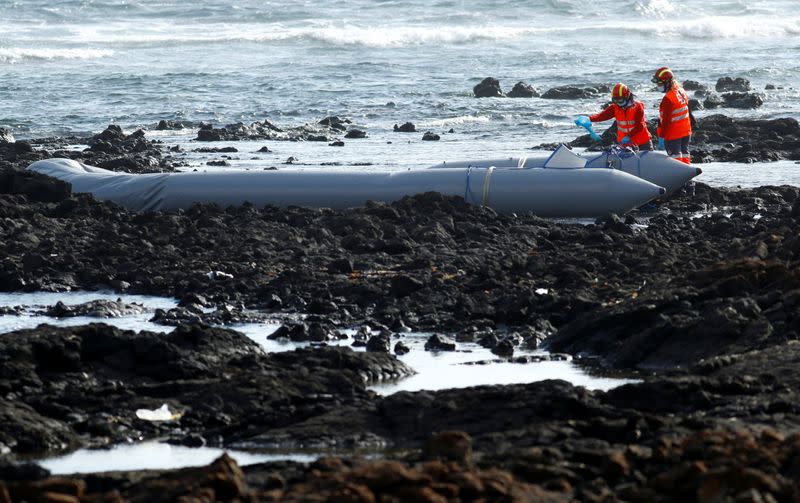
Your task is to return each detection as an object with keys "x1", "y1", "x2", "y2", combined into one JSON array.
[
  {"x1": 207, "y1": 271, "x2": 234, "y2": 280},
  {"x1": 535, "y1": 288, "x2": 549, "y2": 295},
  {"x1": 135, "y1": 404, "x2": 180, "y2": 421}
]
